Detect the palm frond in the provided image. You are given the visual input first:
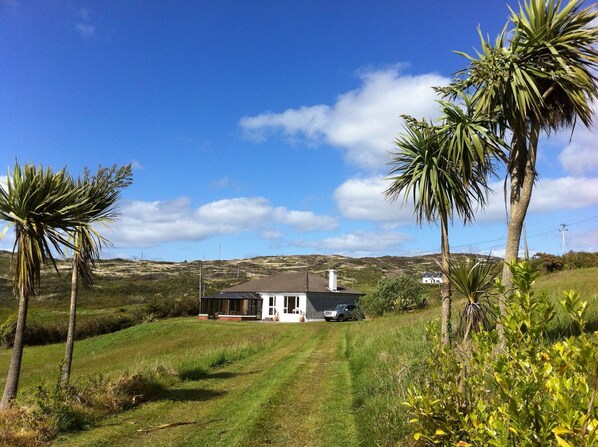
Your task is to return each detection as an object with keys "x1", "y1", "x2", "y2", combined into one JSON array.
[
  {"x1": 439, "y1": 255, "x2": 501, "y2": 340},
  {"x1": 0, "y1": 163, "x2": 84, "y2": 297},
  {"x1": 70, "y1": 164, "x2": 133, "y2": 287}
]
